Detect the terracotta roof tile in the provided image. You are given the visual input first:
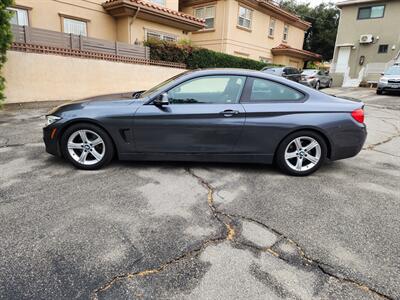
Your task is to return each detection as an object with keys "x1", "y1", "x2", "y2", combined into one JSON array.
[
  {"x1": 103, "y1": 0, "x2": 205, "y2": 24},
  {"x1": 272, "y1": 44, "x2": 322, "y2": 59}
]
